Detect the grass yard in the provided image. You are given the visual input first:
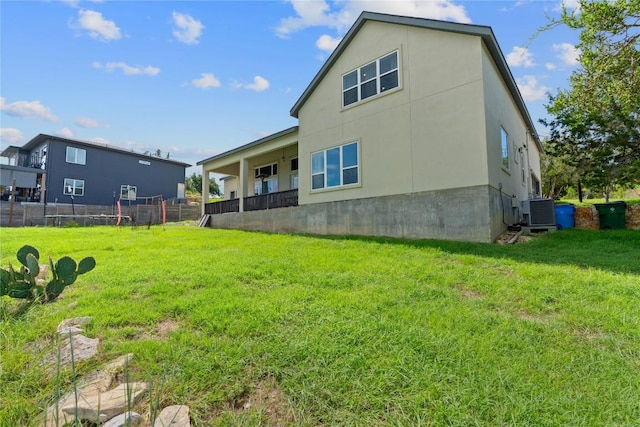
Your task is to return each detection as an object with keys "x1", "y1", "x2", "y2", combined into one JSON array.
[{"x1": 1, "y1": 226, "x2": 639, "y2": 426}]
